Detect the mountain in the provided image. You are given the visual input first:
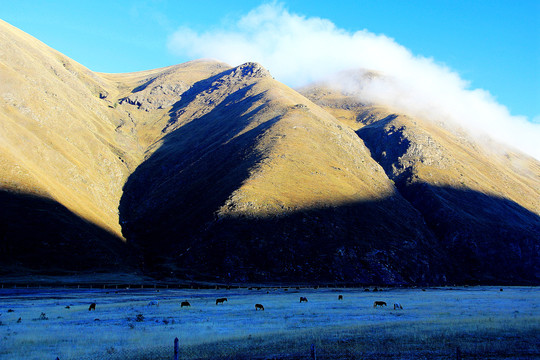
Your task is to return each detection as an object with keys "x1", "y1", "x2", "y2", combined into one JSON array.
[
  {"x1": 0, "y1": 20, "x2": 538, "y2": 284},
  {"x1": 300, "y1": 82, "x2": 540, "y2": 284},
  {"x1": 118, "y1": 62, "x2": 444, "y2": 284}
]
